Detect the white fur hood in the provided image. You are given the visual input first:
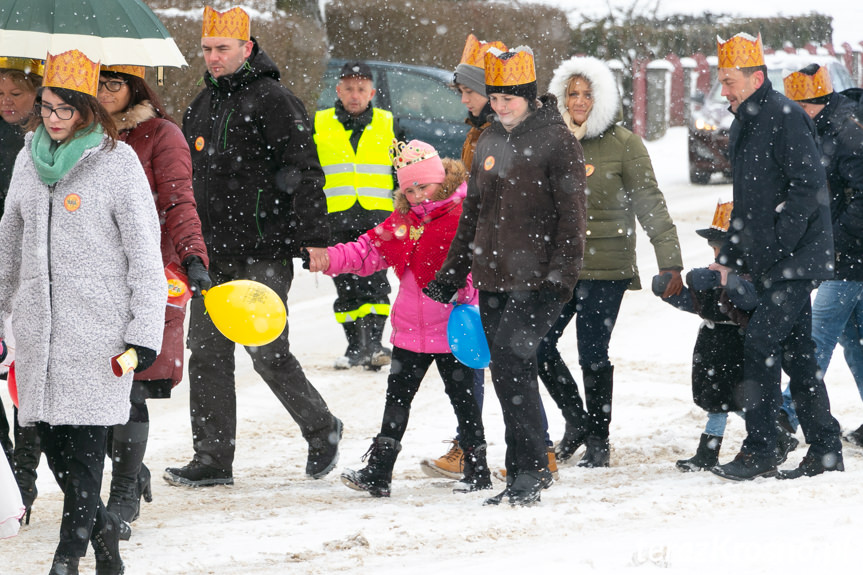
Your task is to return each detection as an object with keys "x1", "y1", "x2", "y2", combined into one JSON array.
[{"x1": 548, "y1": 56, "x2": 620, "y2": 140}]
